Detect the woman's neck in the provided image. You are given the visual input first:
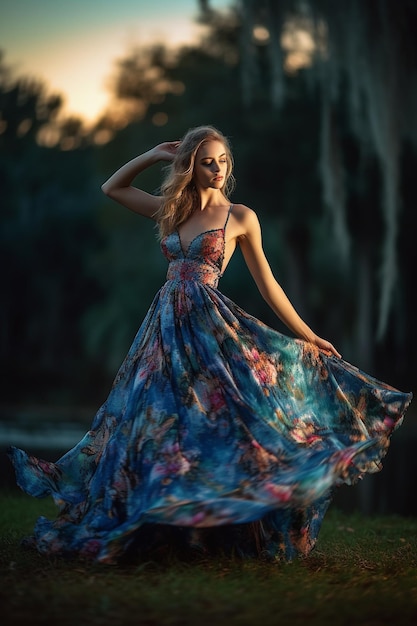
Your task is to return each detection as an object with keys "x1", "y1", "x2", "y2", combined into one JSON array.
[{"x1": 198, "y1": 189, "x2": 228, "y2": 211}]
